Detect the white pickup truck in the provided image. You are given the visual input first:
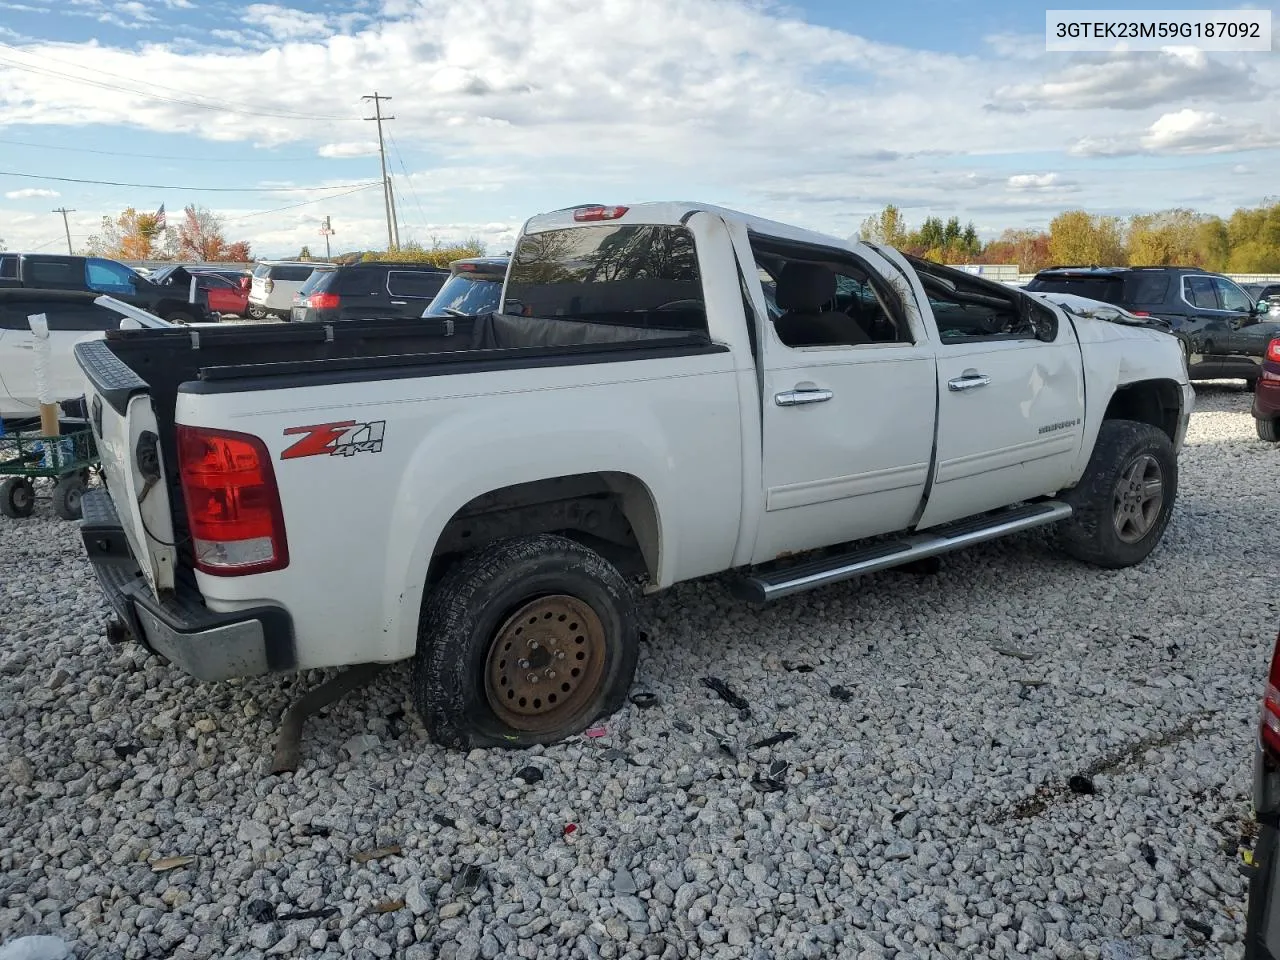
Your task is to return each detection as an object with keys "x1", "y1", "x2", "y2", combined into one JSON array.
[{"x1": 74, "y1": 202, "x2": 1193, "y2": 750}]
